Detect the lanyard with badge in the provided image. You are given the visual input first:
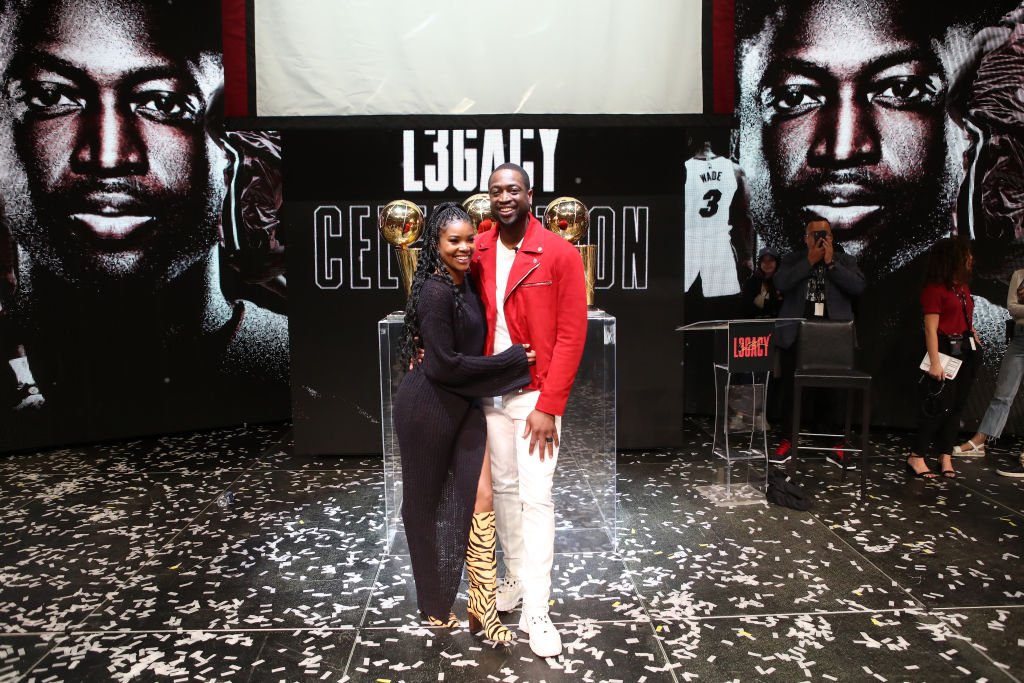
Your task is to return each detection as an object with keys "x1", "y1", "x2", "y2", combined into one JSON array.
[{"x1": 810, "y1": 263, "x2": 827, "y2": 317}]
